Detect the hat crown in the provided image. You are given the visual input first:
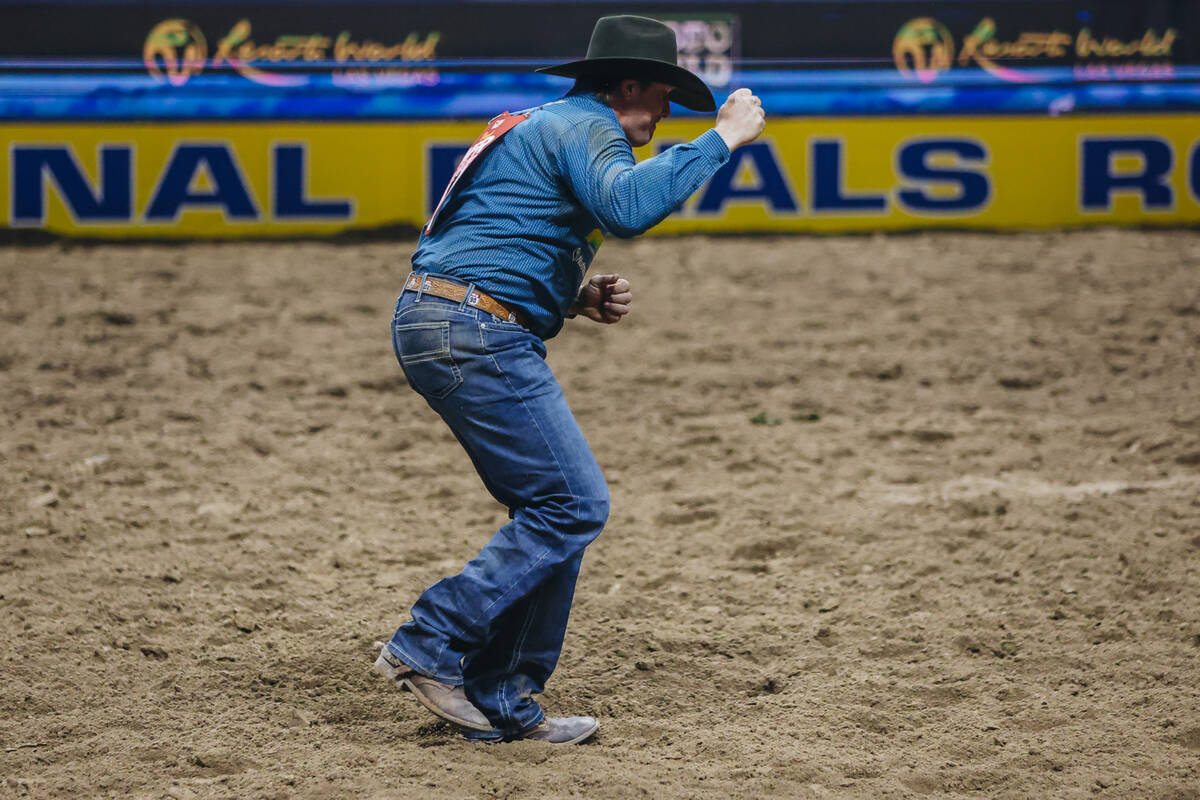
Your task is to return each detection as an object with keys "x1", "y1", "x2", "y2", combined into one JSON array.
[
  {"x1": 585, "y1": 15, "x2": 678, "y2": 65},
  {"x1": 535, "y1": 14, "x2": 716, "y2": 112}
]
